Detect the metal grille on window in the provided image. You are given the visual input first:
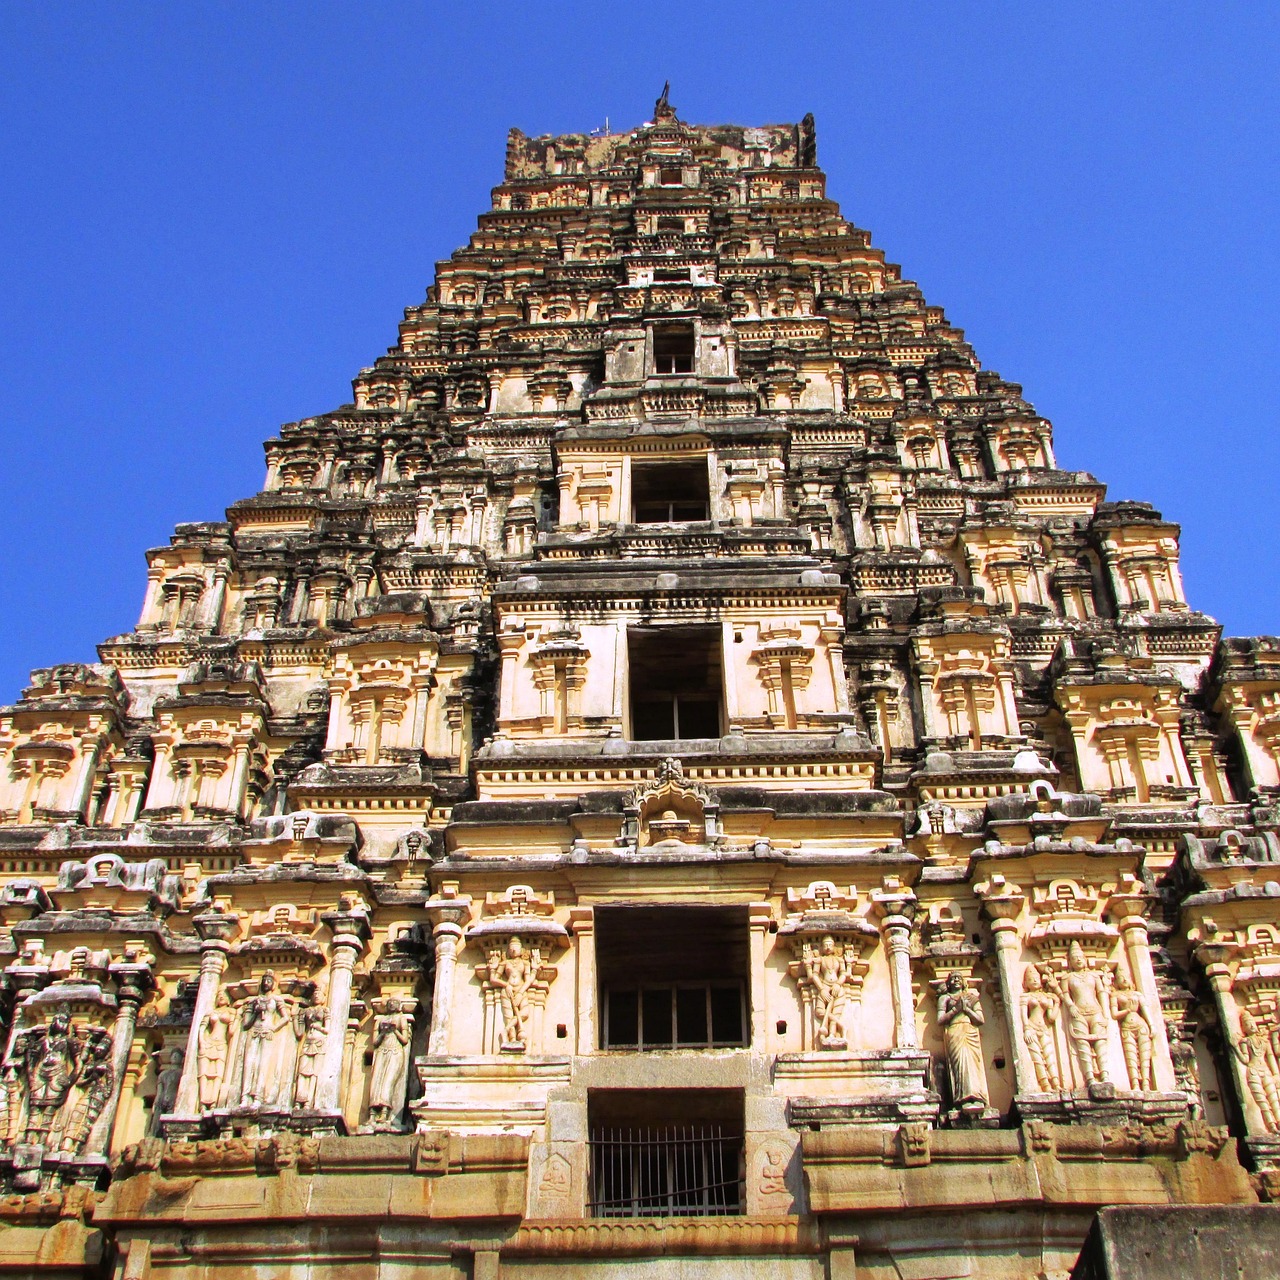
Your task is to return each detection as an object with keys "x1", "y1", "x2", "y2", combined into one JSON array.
[{"x1": 588, "y1": 1125, "x2": 743, "y2": 1217}]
